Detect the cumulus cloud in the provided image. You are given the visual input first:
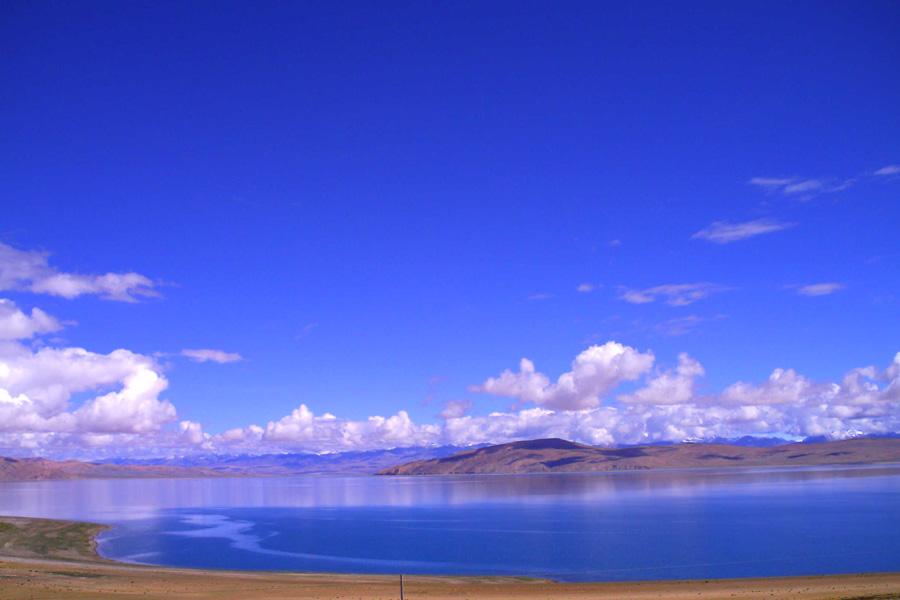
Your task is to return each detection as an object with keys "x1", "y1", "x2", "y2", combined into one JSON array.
[
  {"x1": 7, "y1": 347, "x2": 900, "y2": 456},
  {"x1": 874, "y1": 165, "x2": 900, "y2": 176},
  {"x1": 620, "y1": 283, "x2": 728, "y2": 306},
  {"x1": 471, "y1": 342, "x2": 655, "y2": 410},
  {"x1": 692, "y1": 219, "x2": 795, "y2": 244},
  {"x1": 619, "y1": 353, "x2": 704, "y2": 405},
  {"x1": 180, "y1": 349, "x2": 243, "y2": 364},
  {"x1": 100, "y1": 349, "x2": 900, "y2": 452},
  {"x1": 2, "y1": 309, "x2": 899, "y2": 456},
  {"x1": 259, "y1": 404, "x2": 441, "y2": 451},
  {"x1": 0, "y1": 242, "x2": 158, "y2": 302},
  {"x1": 453, "y1": 350, "x2": 900, "y2": 445},
  {"x1": 0, "y1": 341, "x2": 176, "y2": 437},
  {"x1": 796, "y1": 282, "x2": 845, "y2": 297},
  {"x1": 0, "y1": 299, "x2": 63, "y2": 340},
  {"x1": 178, "y1": 420, "x2": 209, "y2": 446}
]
